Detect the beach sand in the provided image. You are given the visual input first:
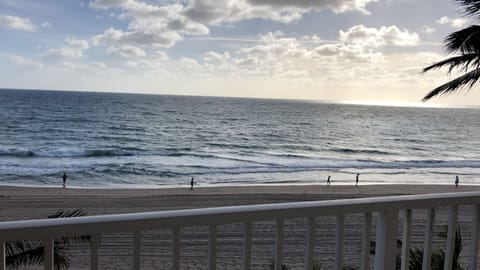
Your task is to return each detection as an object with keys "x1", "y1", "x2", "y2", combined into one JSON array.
[{"x1": 1, "y1": 184, "x2": 479, "y2": 269}]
